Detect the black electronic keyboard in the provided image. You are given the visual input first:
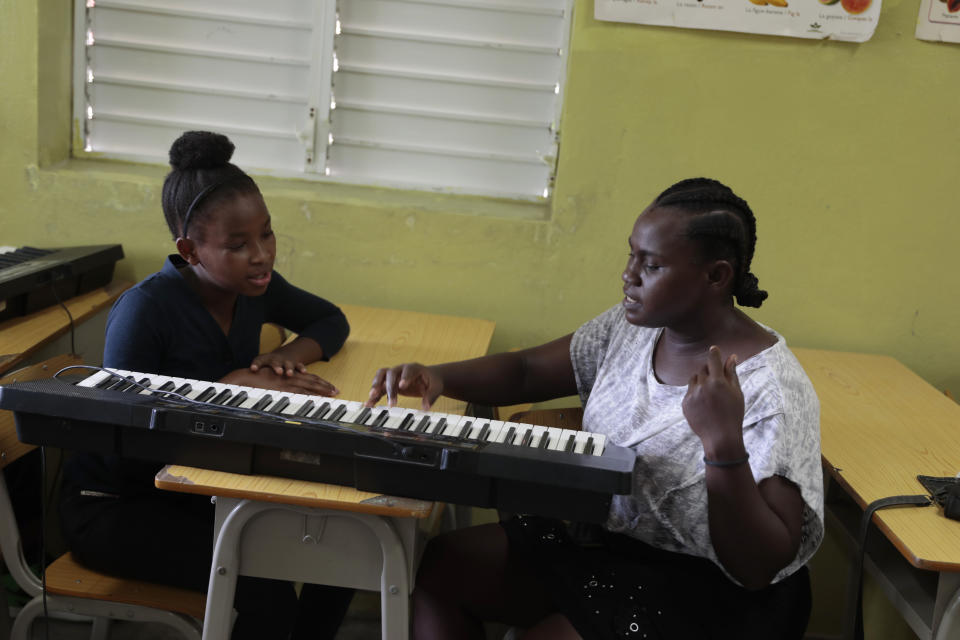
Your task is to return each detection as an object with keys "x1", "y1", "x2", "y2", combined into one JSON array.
[
  {"x1": 0, "y1": 244, "x2": 124, "y2": 323},
  {"x1": 0, "y1": 369, "x2": 636, "y2": 523}
]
